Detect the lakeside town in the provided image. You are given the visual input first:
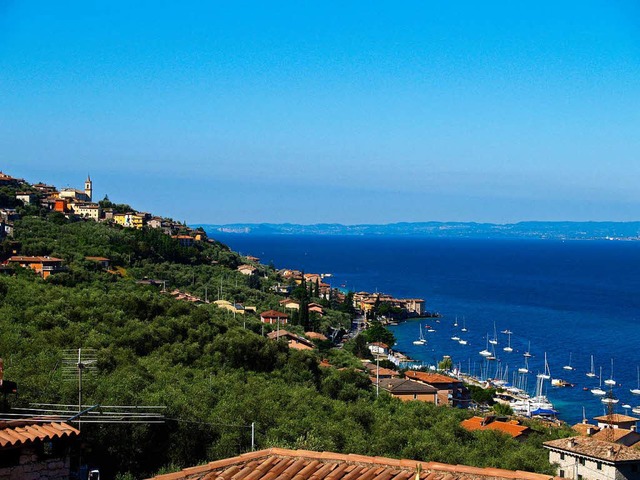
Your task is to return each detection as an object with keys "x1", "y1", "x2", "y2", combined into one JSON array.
[{"x1": 1, "y1": 170, "x2": 640, "y2": 480}]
